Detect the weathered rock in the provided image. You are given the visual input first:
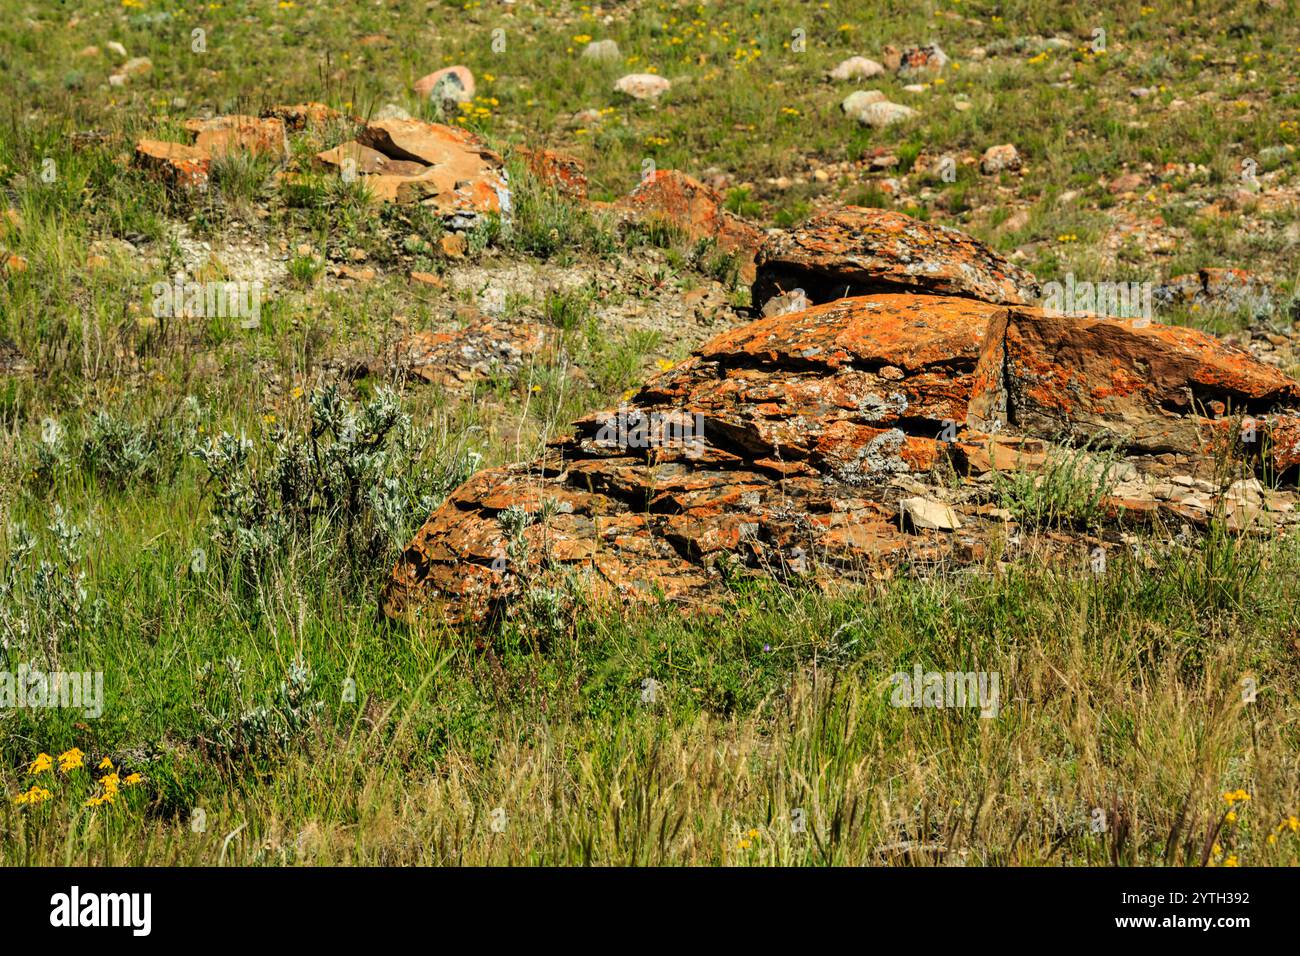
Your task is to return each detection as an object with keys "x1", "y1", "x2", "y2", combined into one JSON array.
[
  {"x1": 353, "y1": 119, "x2": 510, "y2": 218},
  {"x1": 841, "y1": 90, "x2": 887, "y2": 114},
  {"x1": 615, "y1": 73, "x2": 671, "y2": 101},
  {"x1": 760, "y1": 288, "x2": 809, "y2": 317},
  {"x1": 133, "y1": 139, "x2": 211, "y2": 191},
  {"x1": 972, "y1": 307, "x2": 1300, "y2": 459},
  {"x1": 753, "y1": 205, "x2": 1039, "y2": 307},
  {"x1": 616, "y1": 170, "x2": 765, "y2": 282},
  {"x1": 184, "y1": 115, "x2": 288, "y2": 160},
  {"x1": 517, "y1": 147, "x2": 588, "y2": 200},
  {"x1": 950, "y1": 435, "x2": 1048, "y2": 475},
  {"x1": 385, "y1": 293, "x2": 1011, "y2": 623},
  {"x1": 386, "y1": 238, "x2": 1300, "y2": 624},
  {"x1": 315, "y1": 141, "x2": 427, "y2": 177},
  {"x1": 260, "y1": 102, "x2": 342, "y2": 131},
  {"x1": 900, "y1": 496, "x2": 961, "y2": 531},
  {"x1": 1154, "y1": 267, "x2": 1272, "y2": 315},
  {"x1": 980, "y1": 144, "x2": 1021, "y2": 175},
  {"x1": 114, "y1": 56, "x2": 152, "y2": 81},
  {"x1": 892, "y1": 43, "x2": 948, "y2": 76},
  {"x1": 414, "y1": 66, "x2": 475, "y2": 104},
  {"x1": 842, "y1": 94, "x2": 917, "y2": 128},
  {"x1": 828, "y1": 57, "x2": 885, "y2": 81},
  {"x1": 391, "y1": 307, "x2": 547, "y2": 388}
]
